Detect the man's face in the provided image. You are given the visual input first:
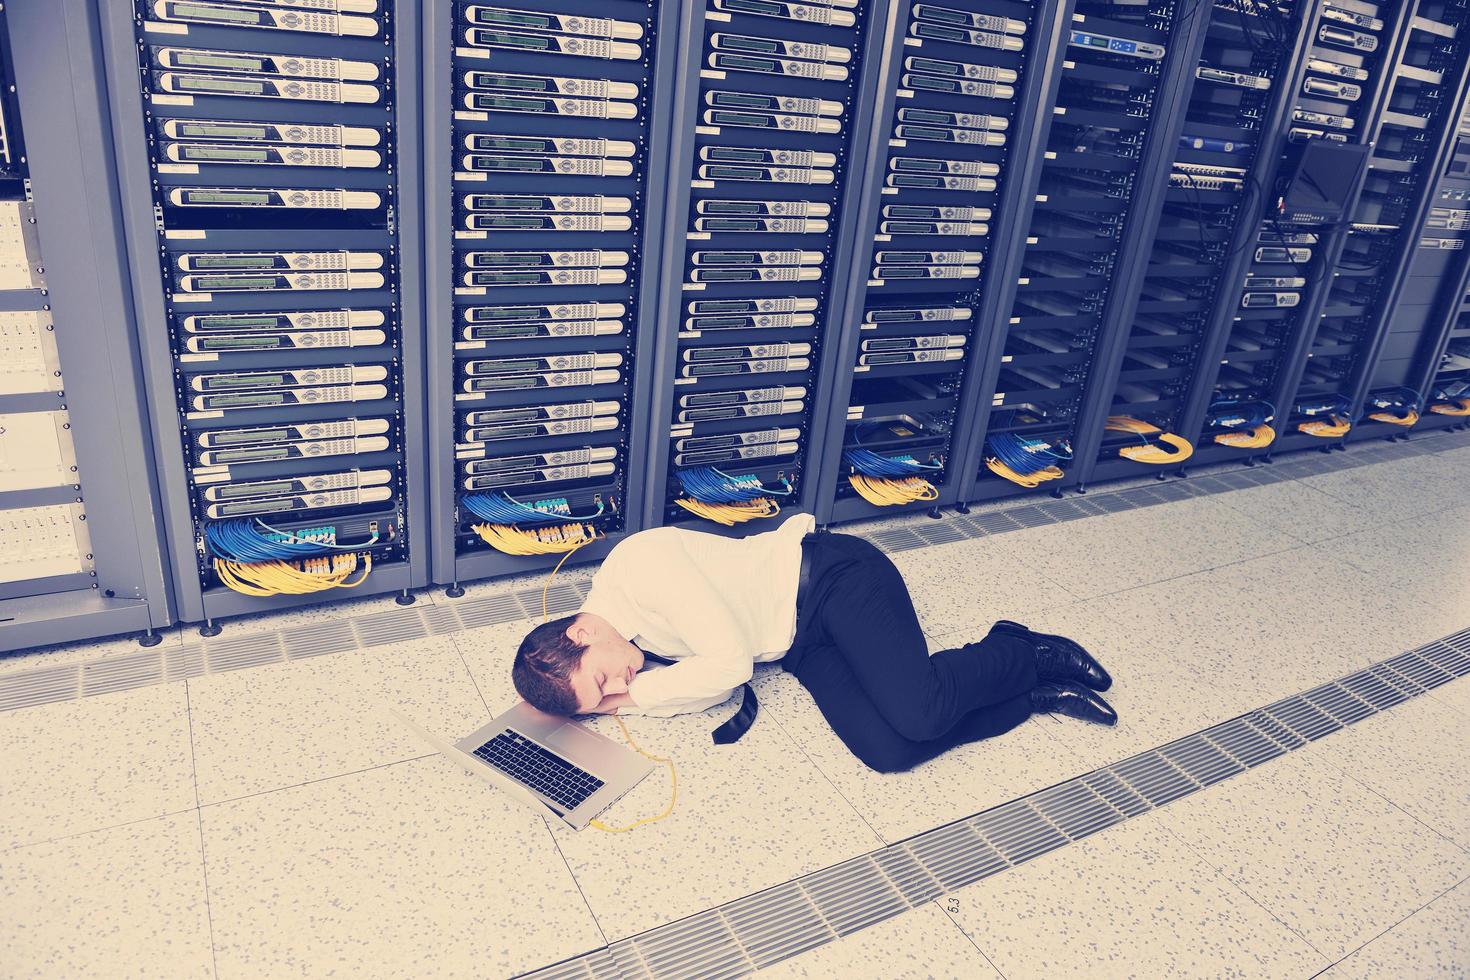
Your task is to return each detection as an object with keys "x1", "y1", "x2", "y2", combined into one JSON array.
[{"x1": 565, "y1": 614, "x2": 644, "y2": 714}]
